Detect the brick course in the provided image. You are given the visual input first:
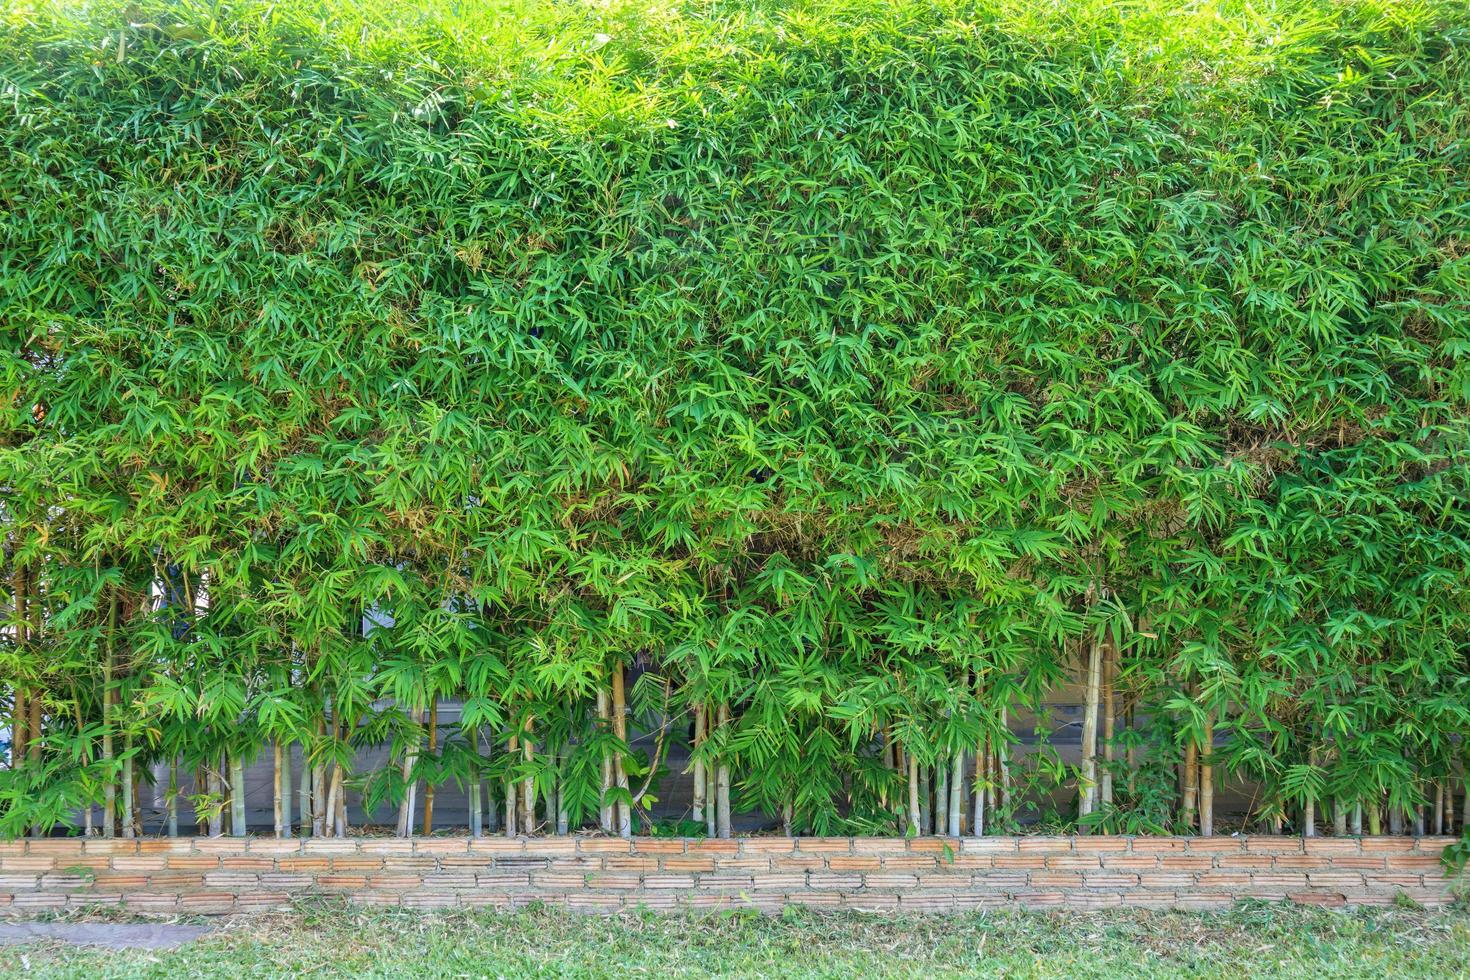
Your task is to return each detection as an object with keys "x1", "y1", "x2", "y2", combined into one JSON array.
[{"x1": 0, "y1": 836, "x2": 1457, "y2": 915}]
